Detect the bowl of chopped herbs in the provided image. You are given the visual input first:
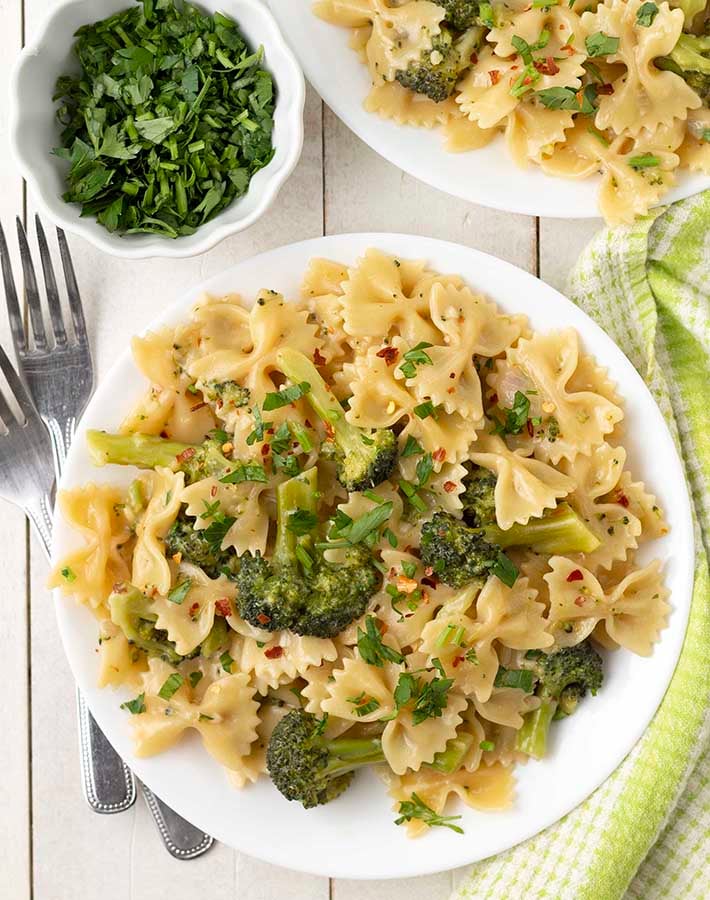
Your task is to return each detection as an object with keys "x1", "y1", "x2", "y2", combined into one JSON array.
[{"x1": 10, "y1": 0, "x2": 304, "y2": 257}]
